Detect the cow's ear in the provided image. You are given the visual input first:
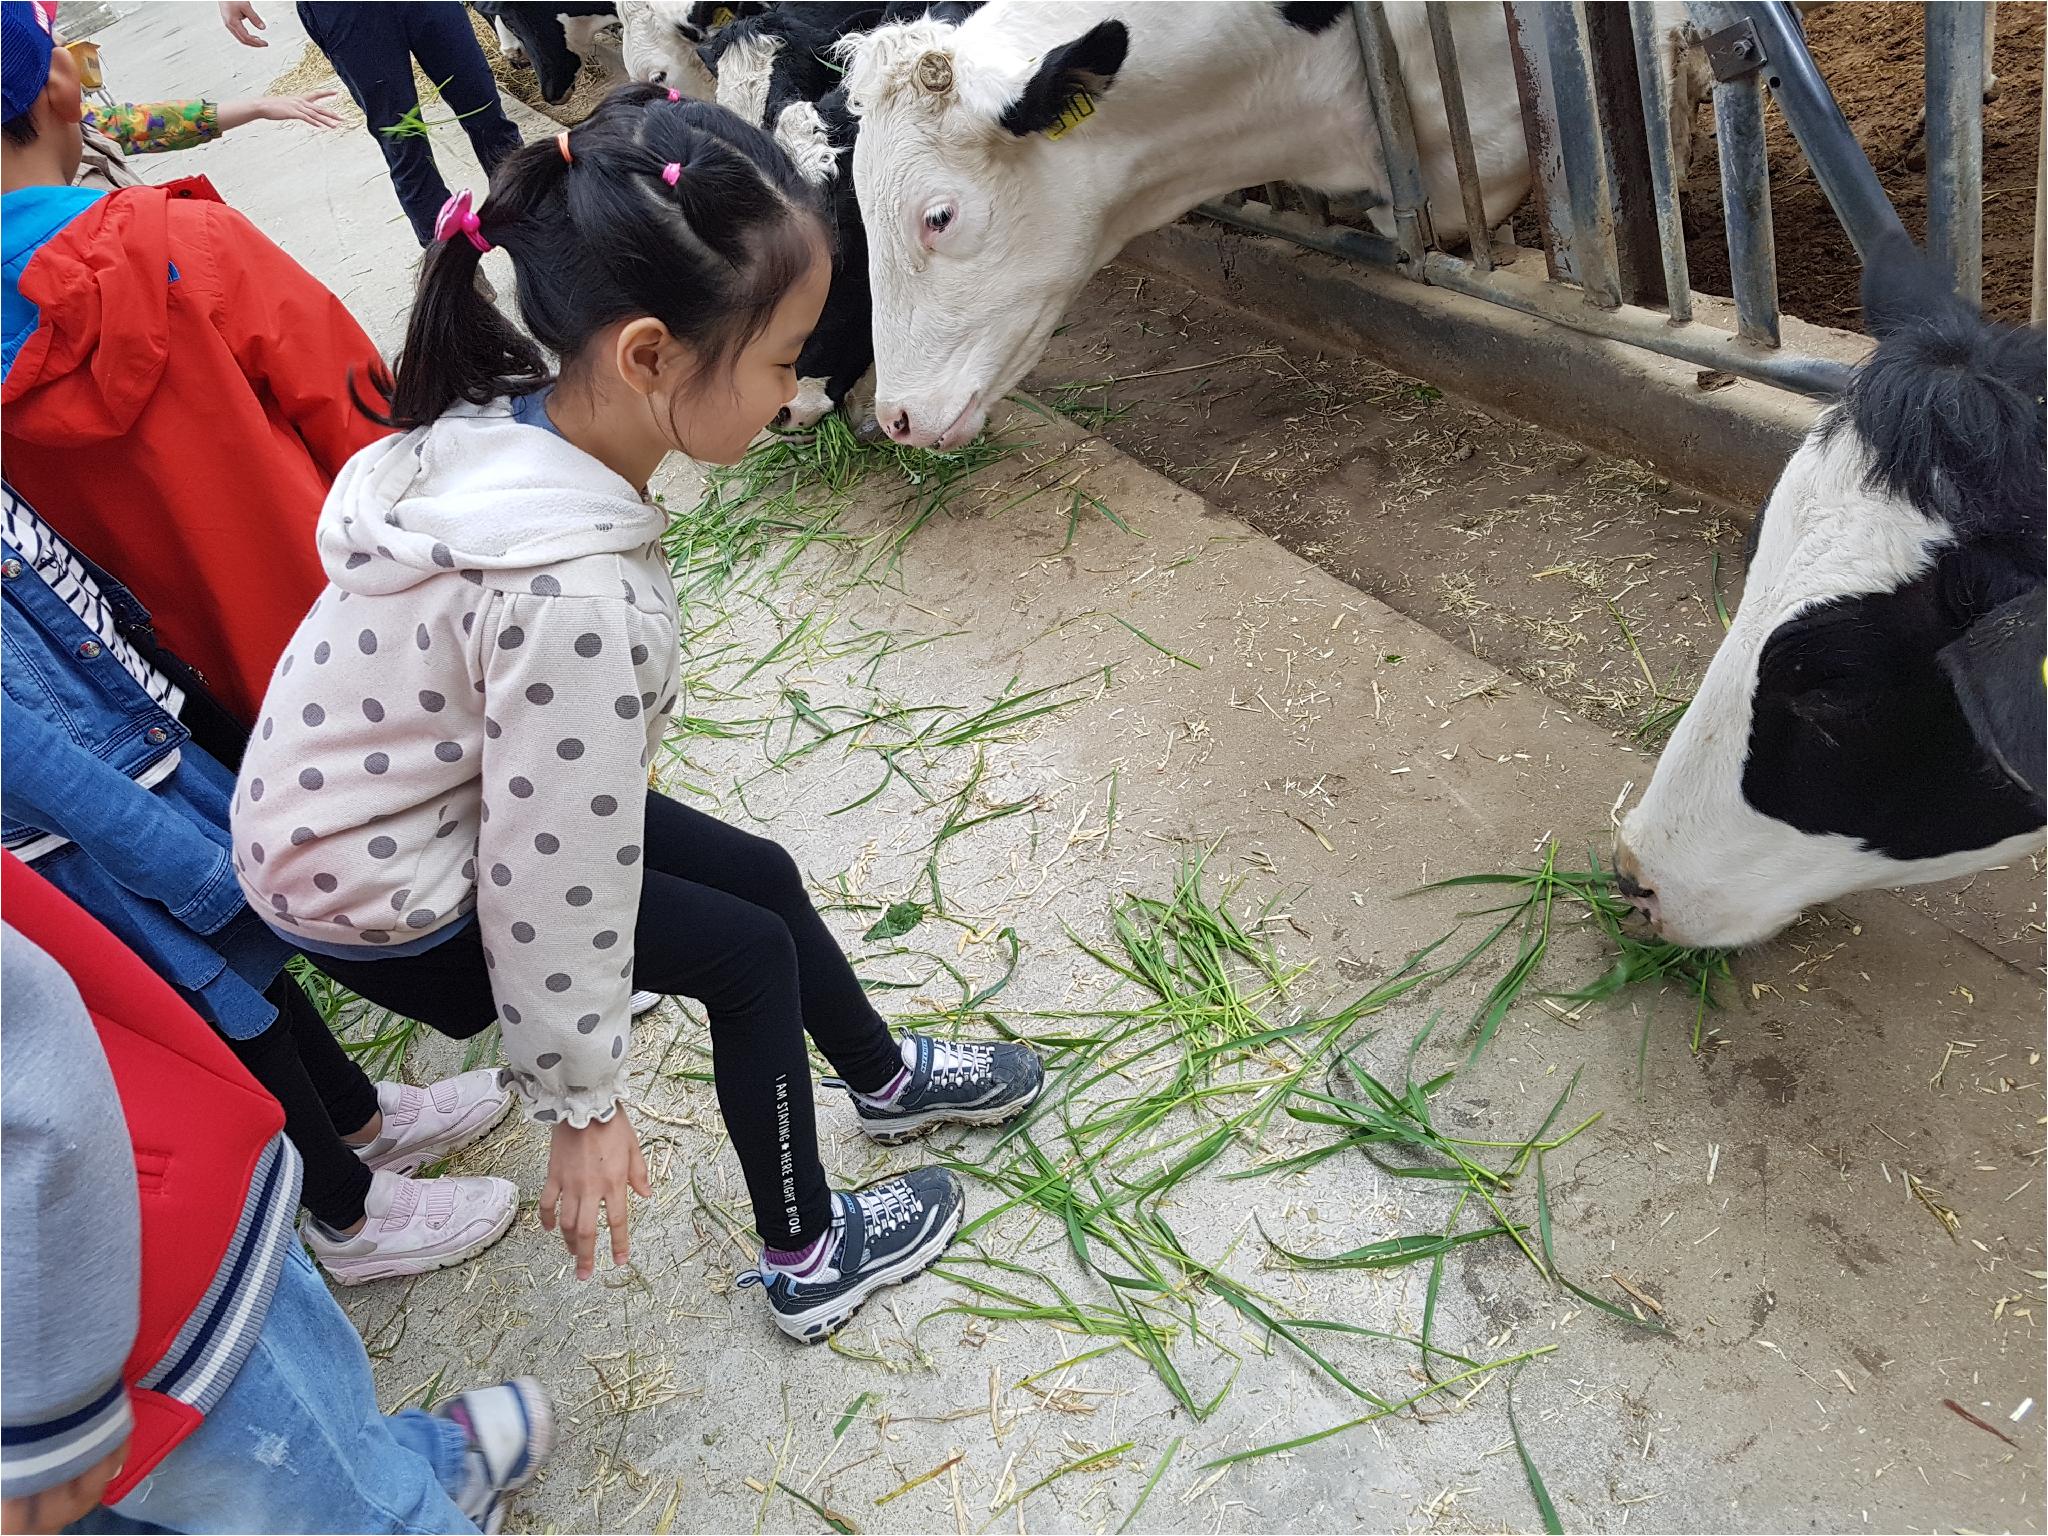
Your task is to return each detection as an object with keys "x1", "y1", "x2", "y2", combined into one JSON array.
[
  {"x1": 1939, "y1": 585, "x2": 2047, "y2": 802},
  {"x1": 999, "y1": 20, "x2": 1127, "y2": 137}
]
